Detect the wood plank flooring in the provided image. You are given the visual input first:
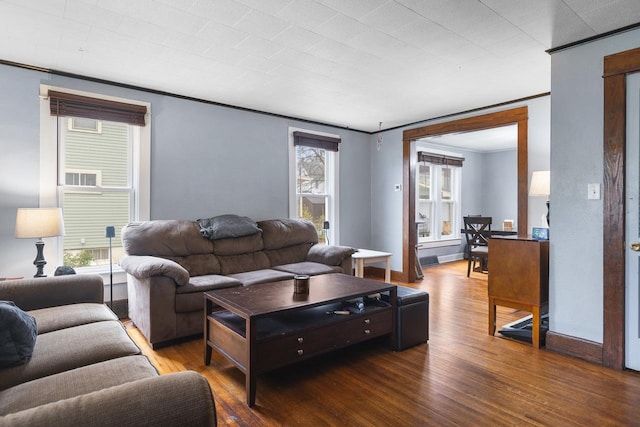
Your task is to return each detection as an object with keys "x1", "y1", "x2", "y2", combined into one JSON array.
[{"x1": 125, "y1": 260, "x2": 640, "y2": 426}]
